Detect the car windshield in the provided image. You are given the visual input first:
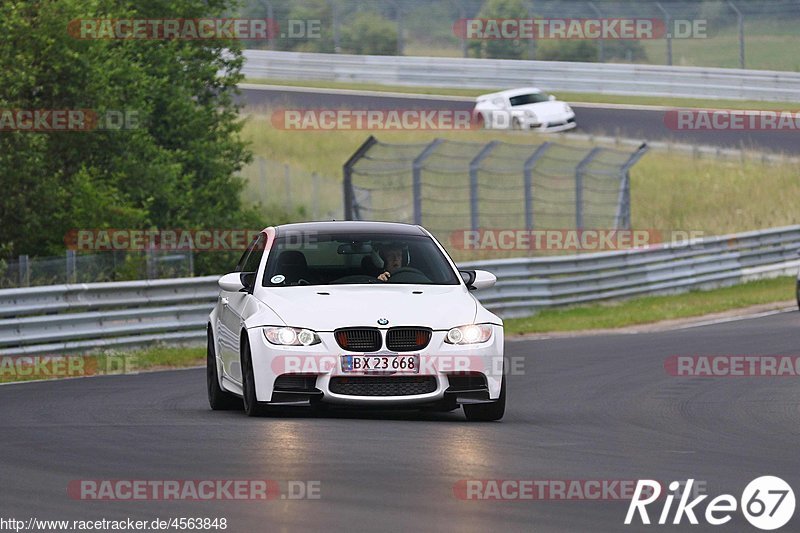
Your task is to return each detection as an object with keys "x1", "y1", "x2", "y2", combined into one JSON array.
[
  {"x1": 262, "y1": 232, "x2": 460, "y2": 286},
  {"x1": 509, "y1": 92, "x2": 549, "y2": 106}
]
